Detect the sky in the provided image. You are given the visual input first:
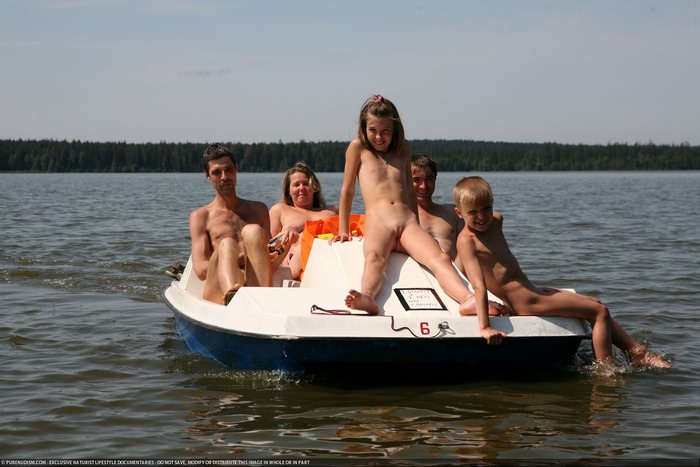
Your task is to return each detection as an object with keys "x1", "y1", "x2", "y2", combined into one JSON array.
[{"x1": 1, "y1": 0, "x2": 699, "y2": 146}]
